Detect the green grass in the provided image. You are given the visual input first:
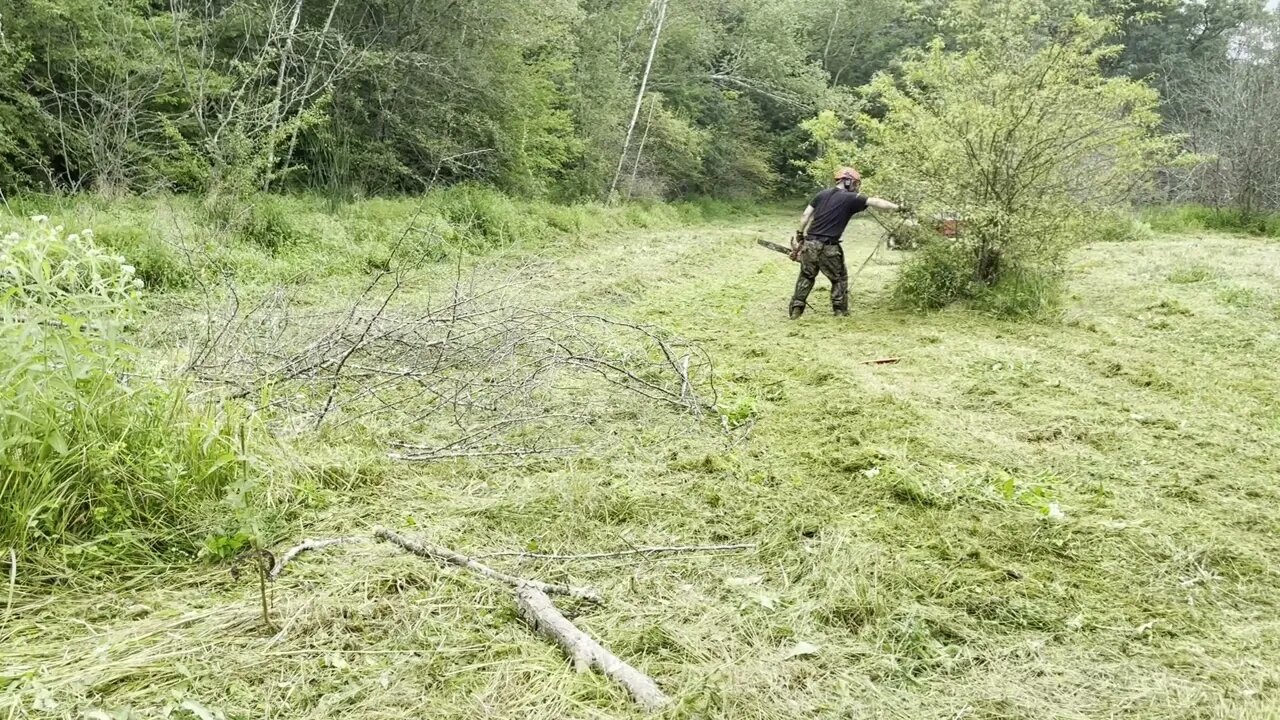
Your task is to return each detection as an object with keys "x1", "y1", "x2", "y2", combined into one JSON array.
[
  {"x1": 3, "y1": 212, "x2": 1280, "y2": 718},
  {"x1": 1142, "y1": 203, "x2": 1280, "y2": 239},
  {"x1": 0, "y1": 190, "x2": 773, "y2": 292}
]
